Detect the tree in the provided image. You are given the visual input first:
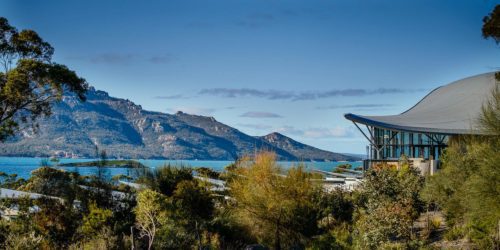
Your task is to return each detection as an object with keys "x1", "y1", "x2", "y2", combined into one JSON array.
[
  {"x1": 195, "y1": 166, "x2": 220, "y2": 179},
  {"x1": 312, "y1": 189, "x2": 355, "y2": 249},
  {"x1": 172, "y1": 179, "x2": 215, "y2": 248},
  {"x1": 31, "y1": 197, "x2": 80, "y2": 247},
  {"x1": 228, "y1": 152, "x2": 321, "y2": 249},
  {"x1": 483, "y1": 5, "x2": 500, "y2": 44},
  {"x1": 137, "y1": 164, "x2": 193, "y2": 196},
  {"x1": 483, "y1": 4, "x2": 500, "y2": 80},
  {"x1": 0, "y1": 17, "x2": 88, "y2": 141},
  {"x1": 22, "y1": 166, "x2": 79, "y2": 203},
  {"x1": 134, "y1": 189, "x2": 168, "y2": 250},
  {"x1": 79, "y1": 202, "x2": 113, "y2": 239},
  {"x1": 97, "y1": 149, "x2": 108, "y2": 181},
  {"x1": 315, "y1": 189, "x2": 354, "y2": 228}
]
